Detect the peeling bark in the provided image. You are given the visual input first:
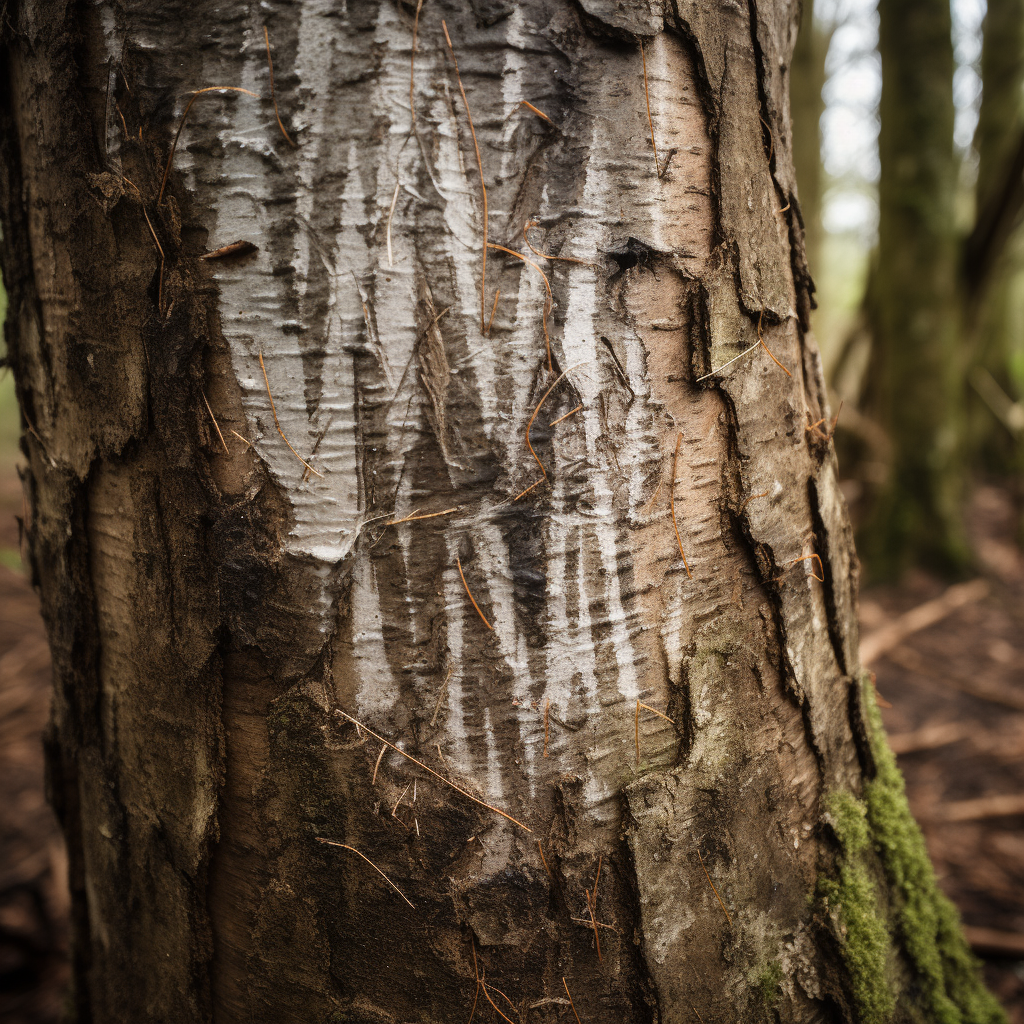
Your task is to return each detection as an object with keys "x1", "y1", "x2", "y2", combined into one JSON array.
[{"x1": 0, "y1": 1, "x2": 999, "y2": 1022}]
